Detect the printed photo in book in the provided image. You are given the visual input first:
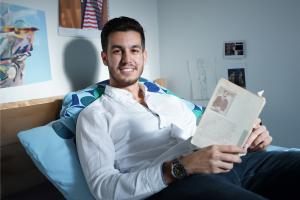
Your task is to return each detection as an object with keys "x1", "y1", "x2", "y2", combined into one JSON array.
[{"x1": 191, "y1": 78, "x2": 265, "y2": 148}]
